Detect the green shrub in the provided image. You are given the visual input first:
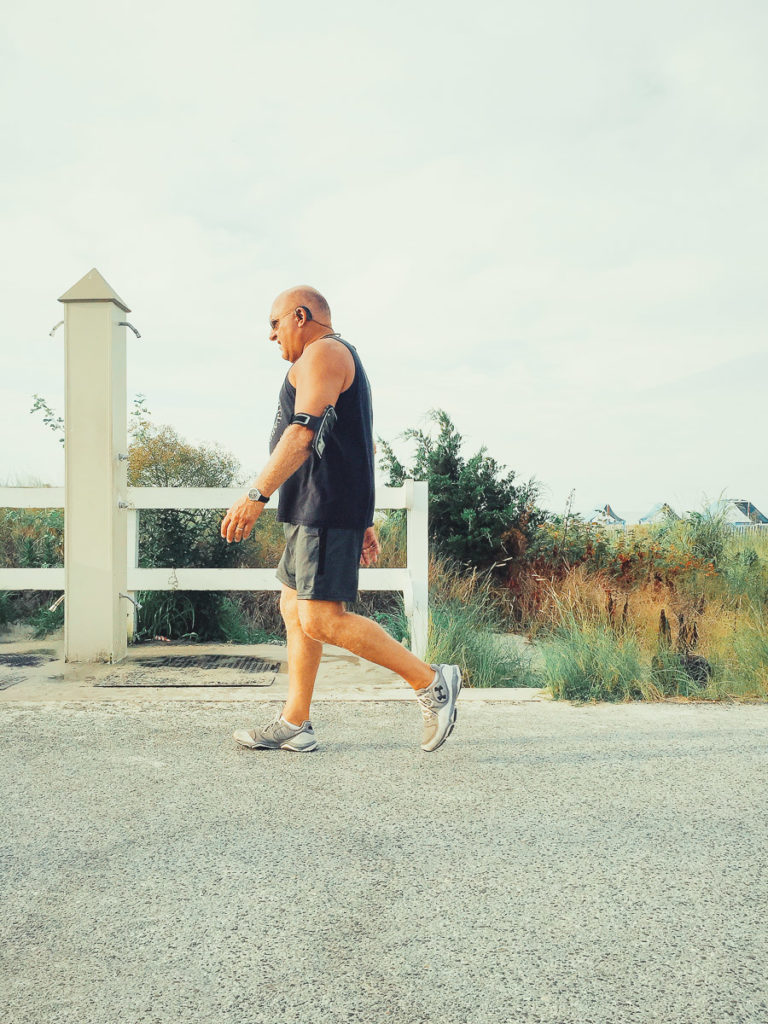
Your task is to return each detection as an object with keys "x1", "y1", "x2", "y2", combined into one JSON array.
[
  {"x1": 0, "y1": 591, "x2": 16, "y2": 629},
  {"x1": 128, "y1": 403, "x2": 247, "y2": 643},
  {"x1": 526, "y1": 515, "x2": 613, "y2": 570},
  {"x1": 0, "y1": 508, "x2": 64, "y2": 569},
  {"x1": 28, "y1": 600, "x2": 65, "y2": 639},
  {"x1": 378, "y1": 409, "x2": 547, "y2": 570}
]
